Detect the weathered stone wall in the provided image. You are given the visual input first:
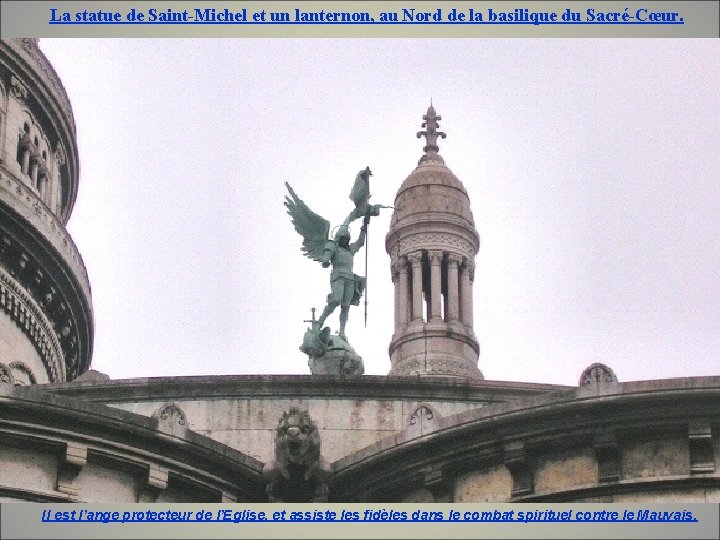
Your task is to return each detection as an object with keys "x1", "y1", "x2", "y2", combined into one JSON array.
[
  {"x1": 0, "y1": 385, "x2": 265, "y2": 503},
  {"x1": 331, "y1": 369, "x2": 720, "y2": 503},
  {"x1": 452, "y1": 442, "x2": 719, "y2": 503},
  {"x1": 454, "y1": 465, "x2": 512, "y2": 503},
  {"x1": 534, "y1": 447, "x2": 597, "y2": 494},
  {"x1": 34, "y1": 371, "x2": 720, "y2": 503},
  {"x1": 0, "y1": 442, "x2": 56, "y2": 494},
  {"x1": 622, "y1": 436, "x2": 690, "y2": 479},
  {"x1": 108, "y1": 396, "x2": 489, "y2": 464},
  {"x1": 45, "y1": 375, "x2": 565, "y2": 467}
]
